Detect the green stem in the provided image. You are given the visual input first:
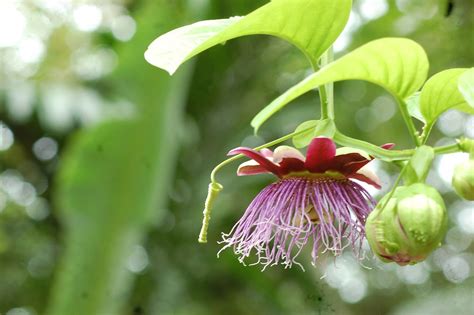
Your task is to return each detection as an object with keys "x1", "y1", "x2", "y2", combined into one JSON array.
[
  {"x1": 420, "y1": 122, "x2": 434, "y2": 145},
  {"x1": 397, "y1": 98, "x2": 421, "y2": 146},
  {"x1": 319, "y1": 85, "x2": 329, "y2": 119},
  {"x1": 333, "y1": 130, "x2": 462, "y2": 161},
  {"x1": 379, "y1": 162, "x2": 408, "y2": 212},
  {"x1": 317, "y1": 48, "x2": 334, "y2": 120}
]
